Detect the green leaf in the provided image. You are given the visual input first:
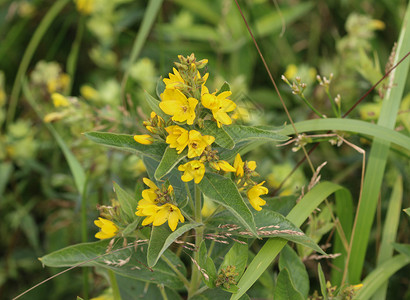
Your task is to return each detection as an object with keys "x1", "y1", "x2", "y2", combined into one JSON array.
[
  {"x1": 144, "y1": 90, "x2": 169, "y2": 120},
  {"x1": 147, "y1": 223, "x2": 201, "y2": 267},
  {"x1": 232, "y1": 182, "x2": 348, "y2": 300},
  {"x1": 85, "y1": 132, "x2": 166, "y2": 159},
  {"x1": 40, "y1": 240, "x2": 186, "y2": 289},
  {"x1": 279, "y1": 118, "x2": 410, "y2": 151},
  {"x1": 219, "y1": 242, "x2": 248, "y2": 280},
  {"x1": 216, "y1": 81, "x2": 231, "y2": 95},
  {"x1": 0, "y1": 162, "x2": 13, "y2": 196},
  {"x1": 198, "y1": 241, "x2": 217, "y2": 288},
  {"x1": 198, "y1": 173, "x2": 257, "y2": 236},
  {"x1": 279, "y1": 245, "x2": 309, "y2": 298},
  {"x1": 113, "y1": 182, "x2": 138, "y2": 223},
  {"x1": 317, "y1": 263, "x2": 328, "y2": 300},
  {"x1": 392, "y1": 243, "x2": 410, "y2": 258},
  {"x1": 201, "y1": 120, "x2": 235, "y2": 149},
  {"x1": 122, "y1": 218, "x2": 141, "y2": 236},
  {"x1": 154, "y1": 146, "x2": 186, "y2": 180},
  {"x1": 373, "y1": 176, "x2": 403, "y2": 300},
  {"x1": 404, "y1": 207, "x2": 410, "y2": 216},
  {"x1": 191, "y1": 289, "x2": 250, "y2": 300},
  {"x1": 116, "y1": 274, "x2": 183, "y2": 300},
  {"x1": 348, "y1": 3, "x2": 410, "y2": 282},
  {"x1": 23, "y1": 81, "x2": 86, "y2": 195},
  {"x1": 208, "y1": 209, "x2": 325, "y2": 254},
  {"x1": 273, "y1": 268, "x2": 304, "y2": 300},
  {"x1": 156, "y1": 77, "x2": 166, "y2": 99},
  {"x1": 255, "y1": 3, "x2": 313, "y2": 38},
  {"x1": 355, "y1": 255, "x2": 410, "y2": 300},
  {"x1": 219, "y1": 140, "x2": 266, "y2": 161},
  {"x1": 224, "y1": 125, "x2": 289, "y2": 144}
]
